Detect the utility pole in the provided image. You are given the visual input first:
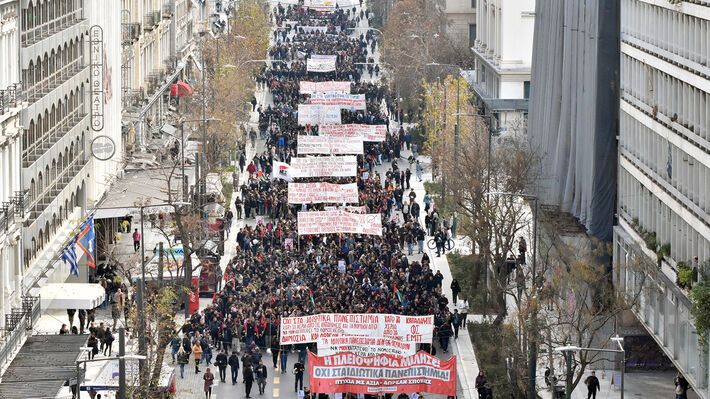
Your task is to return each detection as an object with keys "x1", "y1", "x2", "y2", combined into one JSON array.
[
  {"x1": 137, "y1": 206, "x2": 147, "y2": 399},
  {"x1": 119, "y1": 327, "x2": 127, "y2": 399}
]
